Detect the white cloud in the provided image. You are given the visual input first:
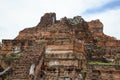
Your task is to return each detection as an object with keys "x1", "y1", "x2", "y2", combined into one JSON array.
[
  {"x1": 0, "y1": 0, "x2": 119, "y2": 42},
  {"x1": 83, "y1": 9, "x2": 120, "y2": 39}
]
